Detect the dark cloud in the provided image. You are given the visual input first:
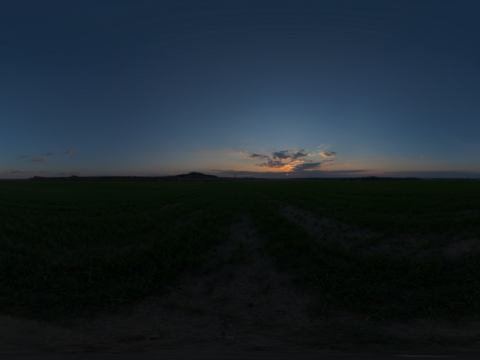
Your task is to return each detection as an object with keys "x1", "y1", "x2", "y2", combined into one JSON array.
[
  {"x1": 292, "y1": 152, "x2": 308, "y2": 160},
  {"x1": 292, "y1": 159, "x2": 313, "y2": 163},
  {"x1": 270, "y1": 150, "x2": 290, "y2": 160},
  {"x1": 270, "y1": 150, "x2": 309, "y2": 160},
  {"x1": 17, "y1": 155, "x2": 29, "y2": 159},
  {"x1": 39, "y1": 171, "x2": 50, "y2": 174},
  {"x1": 291, "y1": 151, "x2": 309, "y2": 160},
  {"x1": 243, "y1": 147, "x2": 337, "y2": 172},
  {"x1": 58, "y1": 172, "x2": 80, "y2": 176},
  {"x1": 41, "y1": 152, "x2": 54, "y2": 156},
  {"x1": 65, "y1": 149, "x2": 78, "y2": 154},
  {"x1": 5, "y1": 170, "x2": 25, "y2": 173},
  {"x1": 216, "y1": 169, "x2": 331, "y2": 178},
  {"x1": 290, "y1": 162, "x2": 322, "y2": 171},
  {"x1": 255, "y1": 159, "x2": 286, "y2": 168},
  {"x1": 320, "y1": 151, "x2": 337, "y2": 158},
  {"x1": 245, "y1": 149, "x2": 309, "y2": 162},
  {"x1": 248, "y1": 153, "x2": 269, "y2": 159}
]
